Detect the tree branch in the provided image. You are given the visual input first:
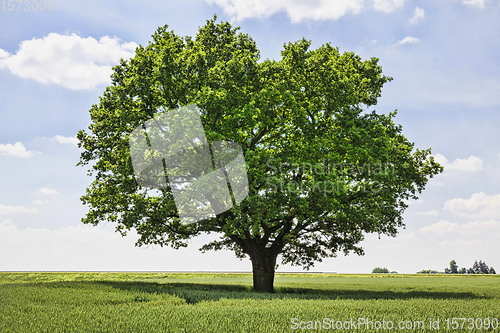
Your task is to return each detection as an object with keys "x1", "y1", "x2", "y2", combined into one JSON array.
[{"x1": 248, "y1": 127, "x2": 269, "y2": 150}]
